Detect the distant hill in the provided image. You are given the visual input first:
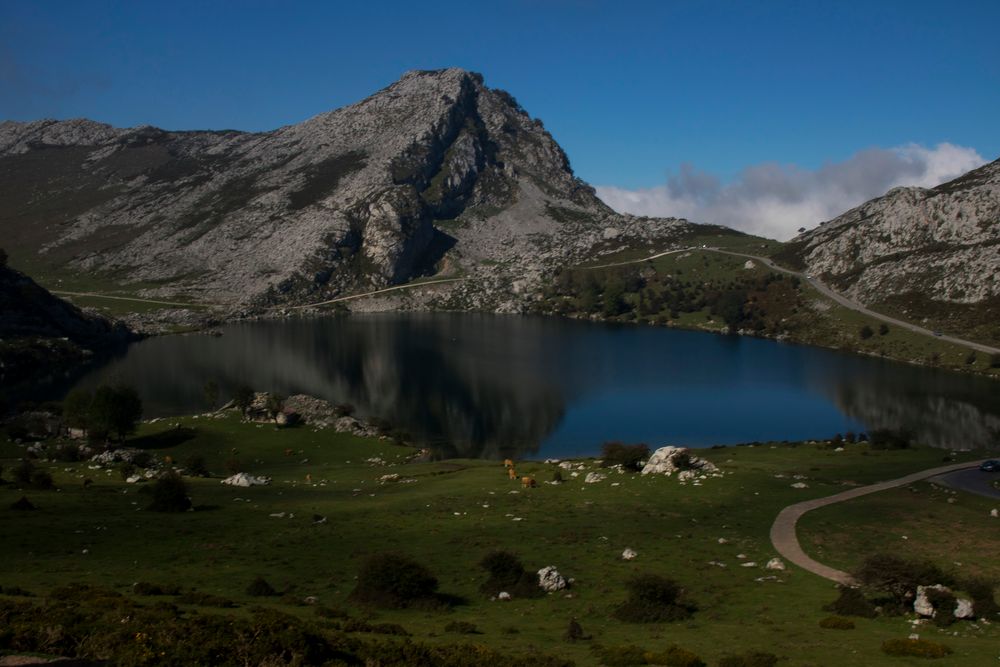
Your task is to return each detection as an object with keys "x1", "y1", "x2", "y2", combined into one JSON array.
[
  {"x1": 775, "y1": 158, "x2": 1000, "y2": 344},
  {"x1": 0, "y1": 257, "x2": 131, "y2": 385},
  {"x1": 0, "y1": 69, "x2": 698, "y2": 312}
]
